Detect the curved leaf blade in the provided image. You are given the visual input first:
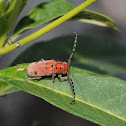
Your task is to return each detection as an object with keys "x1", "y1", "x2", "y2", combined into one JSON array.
[
  {"x1": 7, "y1": 0, "x2": 29, "y2": 14},
  {"x1": 72, "y1": 10, "x2": 119, "y2": 31},
  {"x1": 12, "y1": 0, "x2": 118, "y2": 39},
  {"x1": 0, "y1": 79, "x2": 19, "y2": 96},
  {"x1": 2, "y1": 34, "x2": 126, "y2": 98},
  {"x1": 13, "y1": 0, "x2": 75, "y2": 36},
  {"x1": 0, "y1": 64, "x2": 126, "y2": 125}
]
